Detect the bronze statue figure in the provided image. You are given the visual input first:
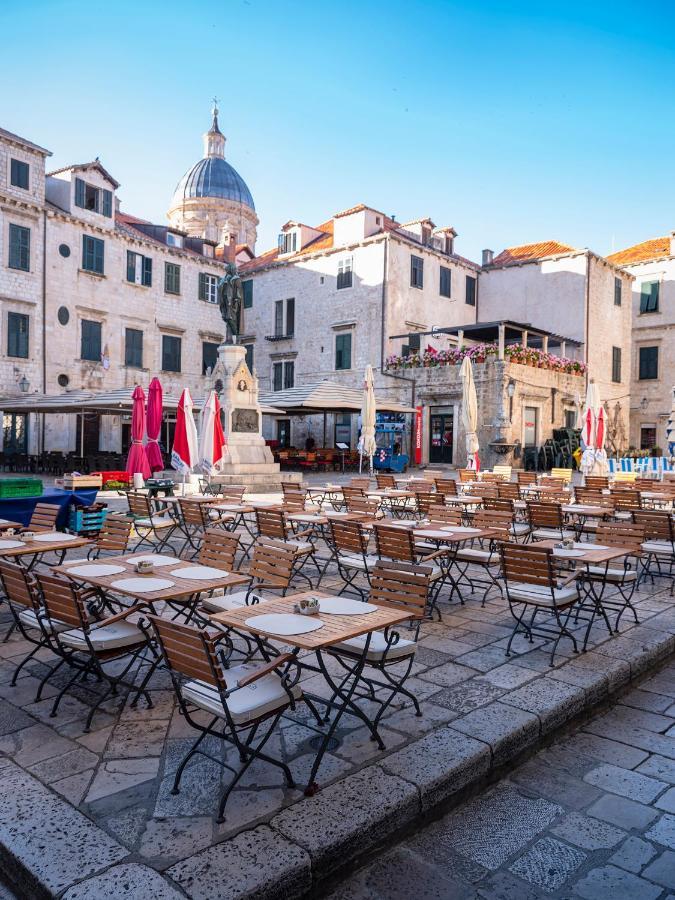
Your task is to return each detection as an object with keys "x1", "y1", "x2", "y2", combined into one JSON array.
[{"x1": 217, "y1": 263, "x2": 244, "y2": 342}]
